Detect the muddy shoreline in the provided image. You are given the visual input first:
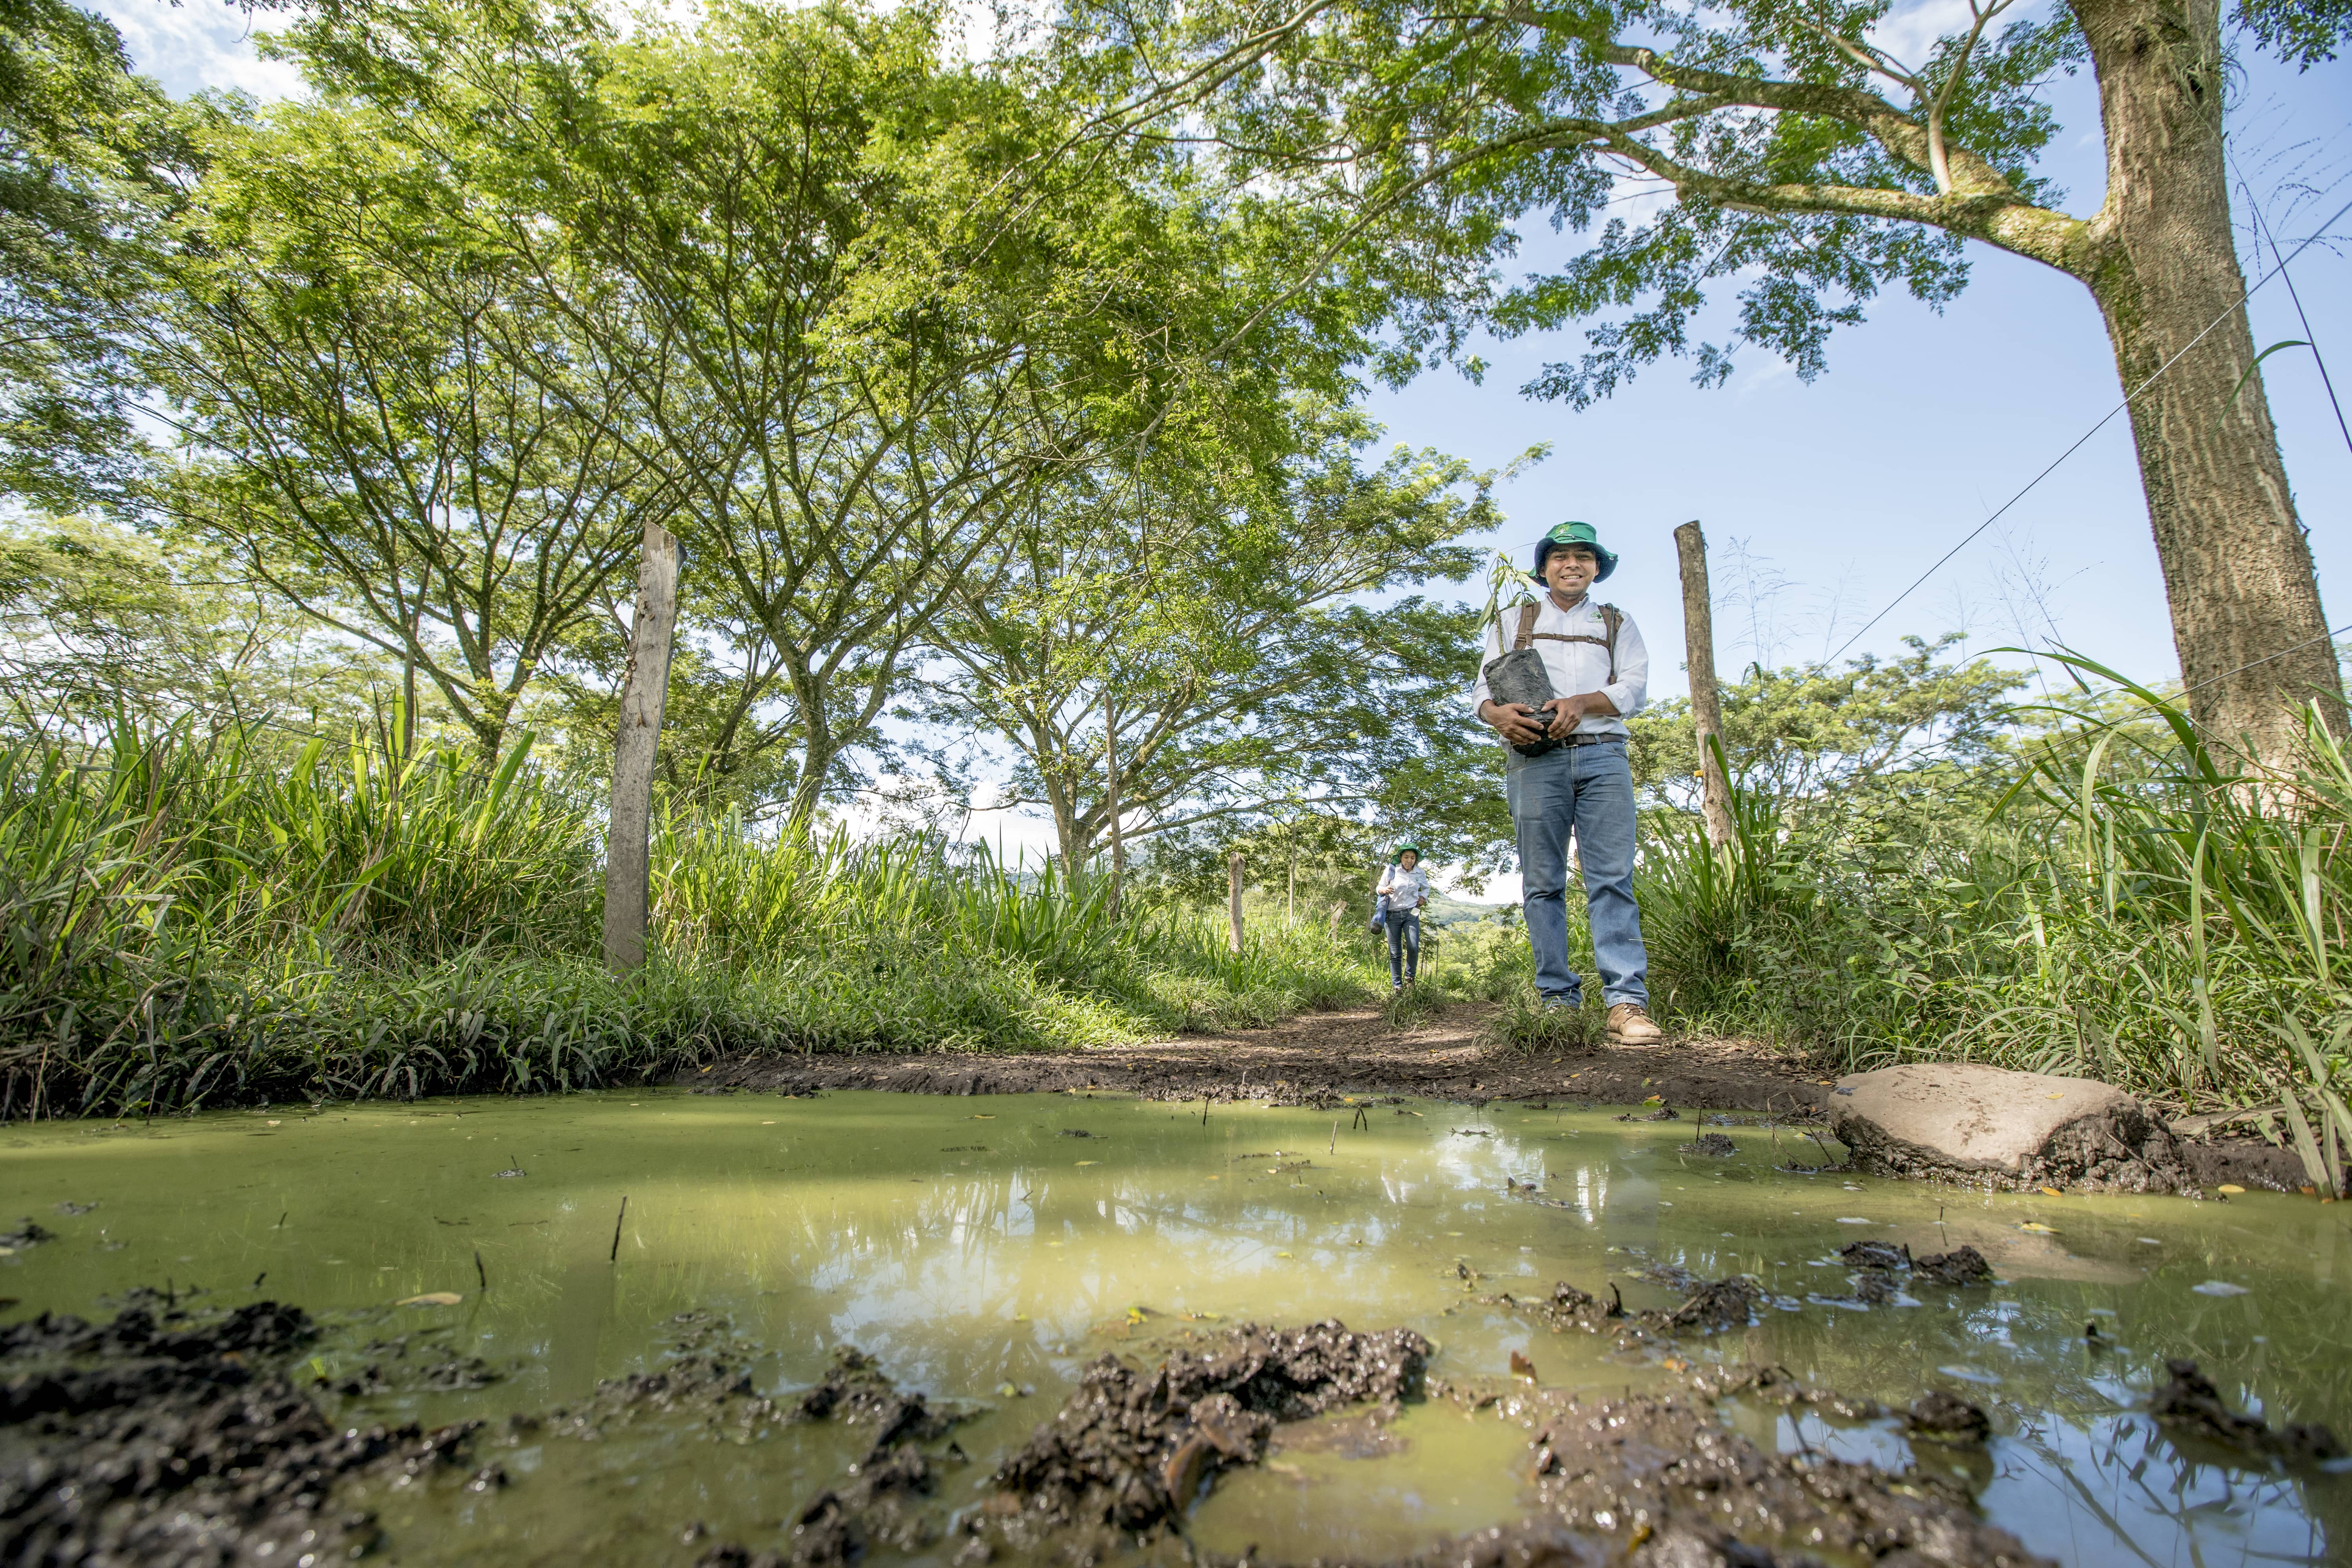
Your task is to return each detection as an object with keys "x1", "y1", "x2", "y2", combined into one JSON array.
[{"x1": 690, "y1": 1003, "x2": 2310, "y2": 1196}]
